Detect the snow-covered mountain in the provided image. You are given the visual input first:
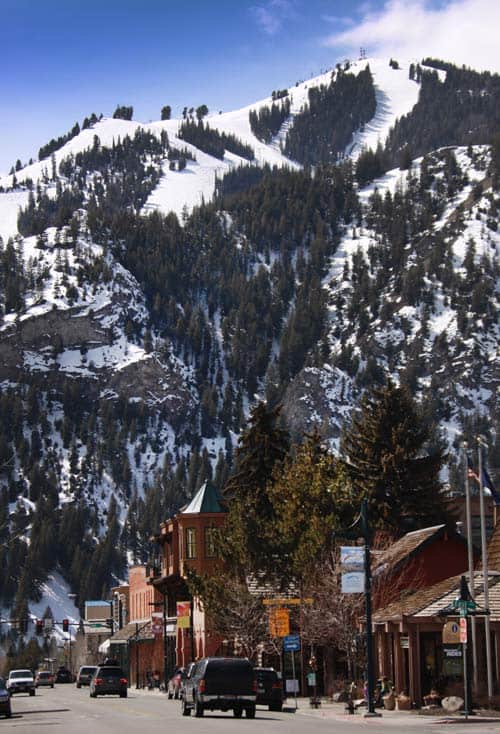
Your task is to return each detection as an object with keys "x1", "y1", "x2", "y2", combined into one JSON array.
[{"x1": 0, "y1": 54, "x2": 498, "y2": 629}]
